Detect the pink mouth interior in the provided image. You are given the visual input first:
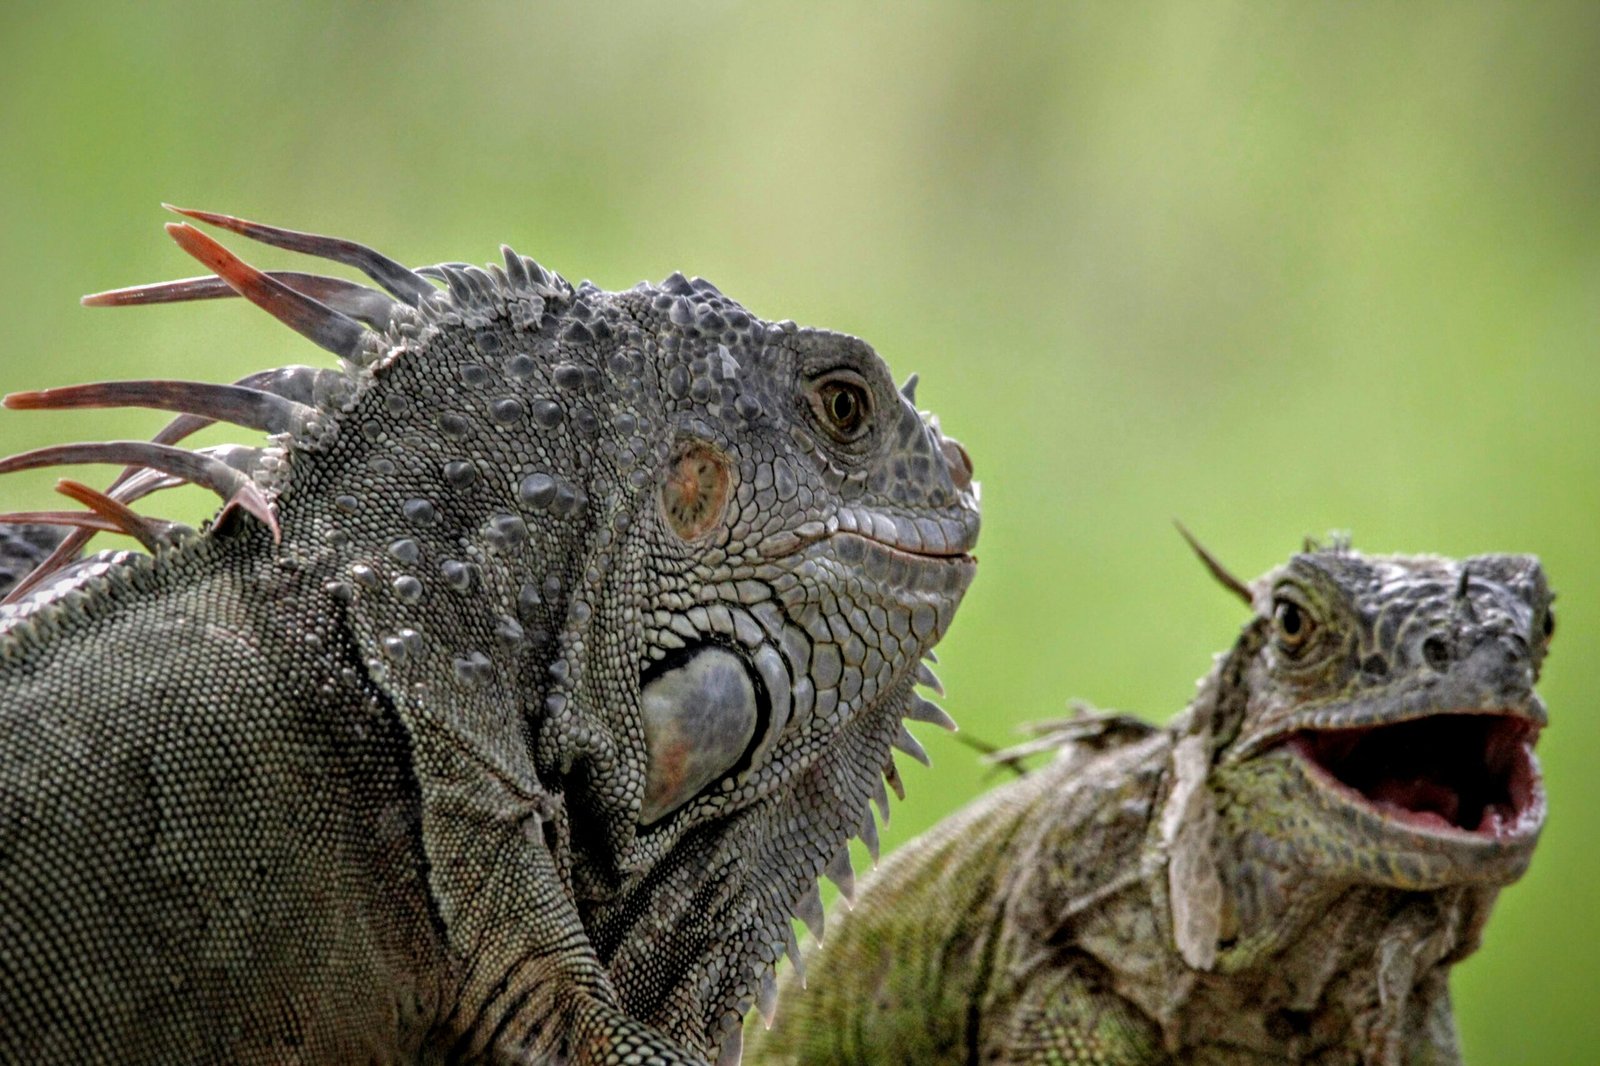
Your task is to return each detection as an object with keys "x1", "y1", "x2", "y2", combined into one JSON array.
[{"x1": 1289, "y1": 714, "x2": 1539, "y2": 838}]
